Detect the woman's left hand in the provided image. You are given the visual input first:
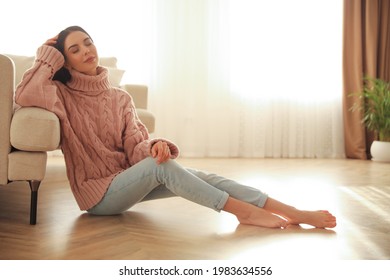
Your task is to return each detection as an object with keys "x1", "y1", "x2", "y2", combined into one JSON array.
[
  {"x1": 151, "y1": 141, "x2": 171, "y2": 164},
  {"x1": 44, "y1": 35, "x2": 59, "y2": 47}
]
